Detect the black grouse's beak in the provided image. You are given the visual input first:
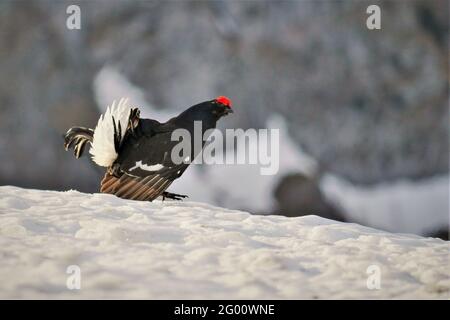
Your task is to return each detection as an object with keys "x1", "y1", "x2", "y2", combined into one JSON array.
[{"x1": 224, "y1": 108, "x2": 233, "y2": 115}]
